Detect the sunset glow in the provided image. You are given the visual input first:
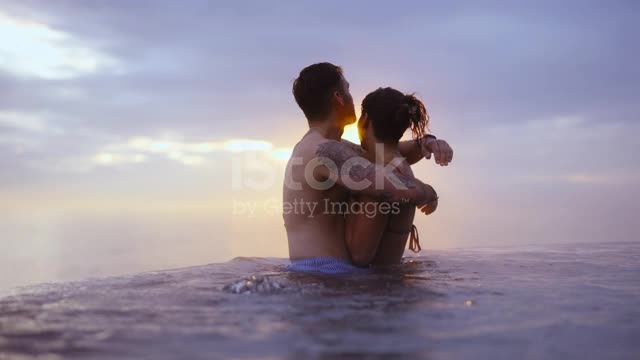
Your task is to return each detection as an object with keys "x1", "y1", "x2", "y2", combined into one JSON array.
[{"x1": 342, "y1": 124, "x2": 360, "y2": 144}]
